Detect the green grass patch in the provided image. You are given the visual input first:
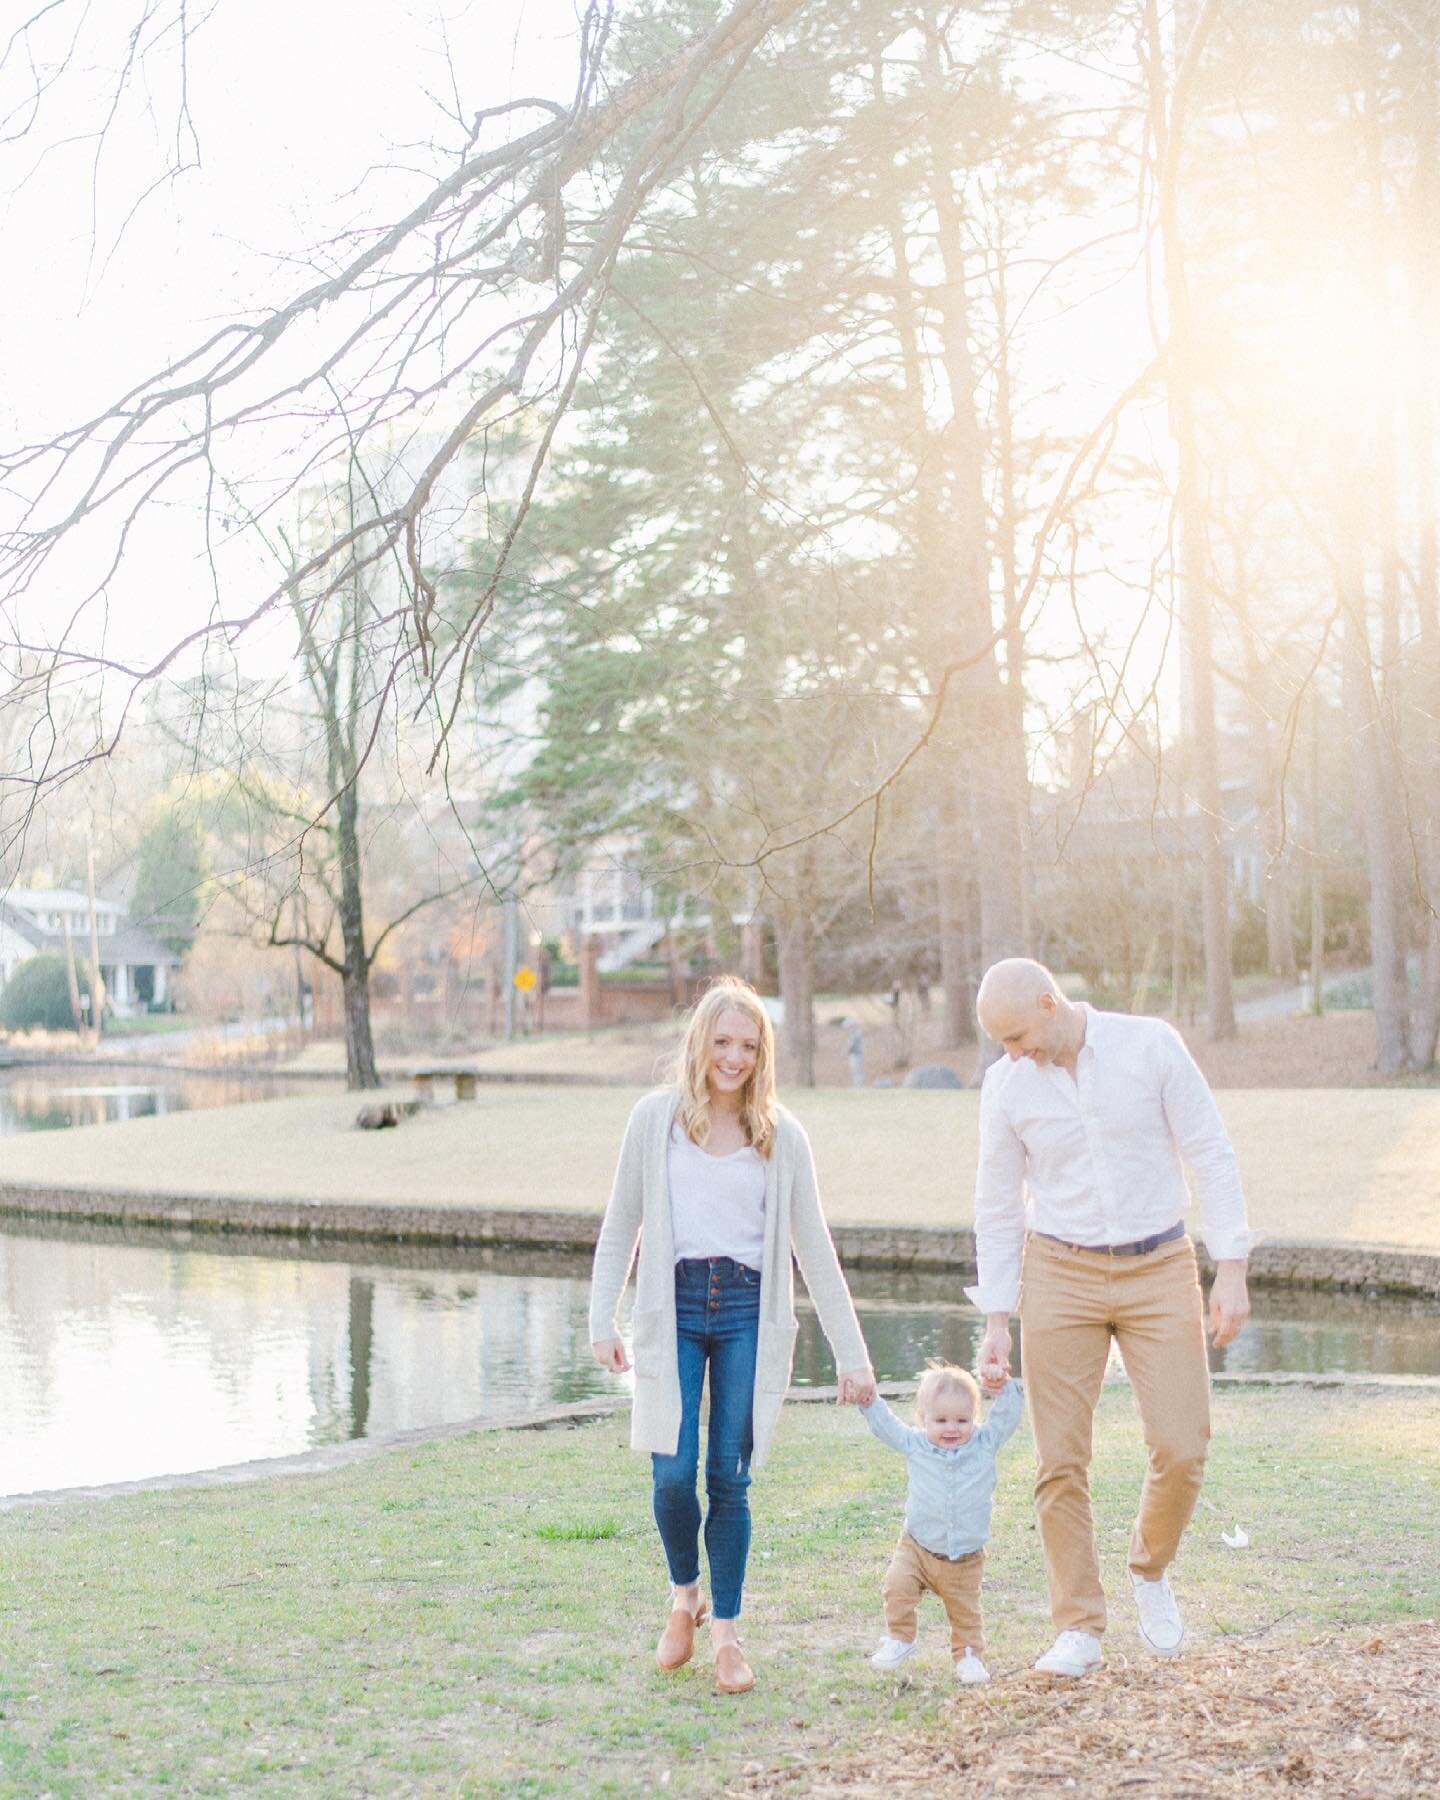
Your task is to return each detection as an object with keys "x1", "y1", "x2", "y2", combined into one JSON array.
[
  {"x1": 0, "y1": 1385, "x2": 1433, "y2": 1795},
  {"x1": 532, "y1": 1518, "x2": 621, "y2": 1541},
  {"x1": 100, "y1": 1013, "x2": 194, "y2": 1035}
]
